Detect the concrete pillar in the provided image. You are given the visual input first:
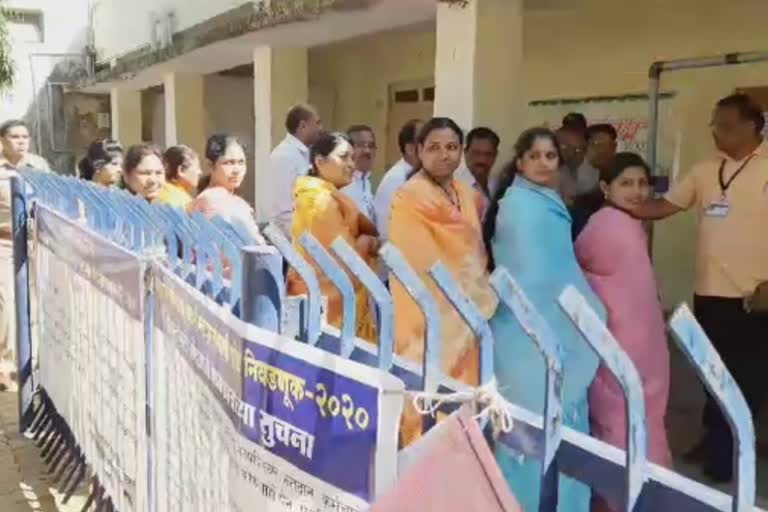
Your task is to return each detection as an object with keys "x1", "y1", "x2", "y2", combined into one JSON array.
[
  {"x1": 164, "y1": 72, "x2": 206, "y2": 157},
  {"x1": 434, "y1": 0, "x2": 523, "y2": 157},
  {"x1": 110, "y1": 87, "x2": 142, "y2": 146},
  {"x1": 252, "y1": 46, "x2": 308, "y2": 220}
]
